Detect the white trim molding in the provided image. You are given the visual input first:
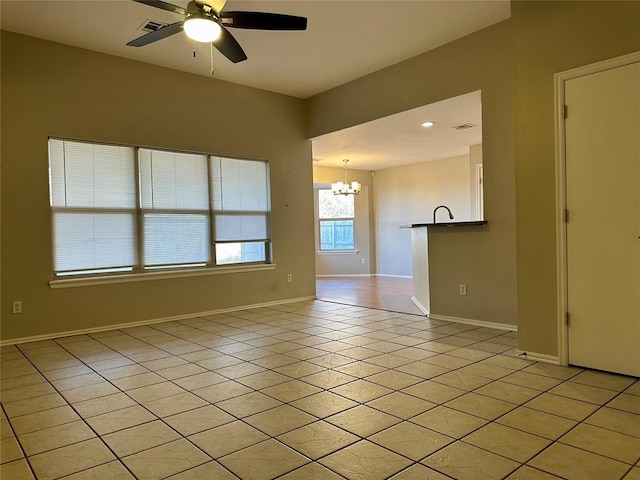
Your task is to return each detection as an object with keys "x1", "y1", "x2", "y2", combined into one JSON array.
[
  {"x1": 315, "y1": 274, "x2": 372, "y2": 278},
  {"x1": 316, "y1": 250, "x2": 359, "y2": 256},
  {"x1": 374, "y1": 274, "x2": 413, "y2": 279},
  {"x1": 315, "y1": 273, "x2": 412, "y2": 279},
  {"x1": 554, "y1": 50, "x2": 640, "y2": 367},
  {"x1": 411, "y1": 296, "x2": 429, "y2": 316},
  {"x1": 516, "y1": 350, "x2": 560, "y2": 365},
  {"x1": 428, "y1": 313, "x2": 517, "y2": 332},
  {"x1": 0, "y1": 296, "x2": 315, "y2": 346}
]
